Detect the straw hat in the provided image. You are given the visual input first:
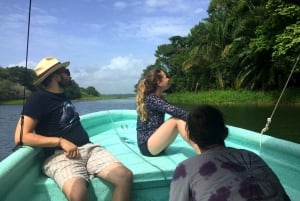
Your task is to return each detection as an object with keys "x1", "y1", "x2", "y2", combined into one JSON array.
[{"x1": 34, "y1": 57, "x2": 70, "y2": 85}]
